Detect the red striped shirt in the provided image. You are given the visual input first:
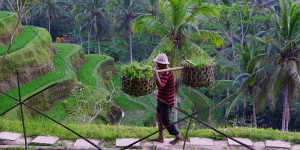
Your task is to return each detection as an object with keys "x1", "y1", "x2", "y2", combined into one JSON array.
[{"x1": 157, "y1": 71, "x2": 175, "y2": 104}]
